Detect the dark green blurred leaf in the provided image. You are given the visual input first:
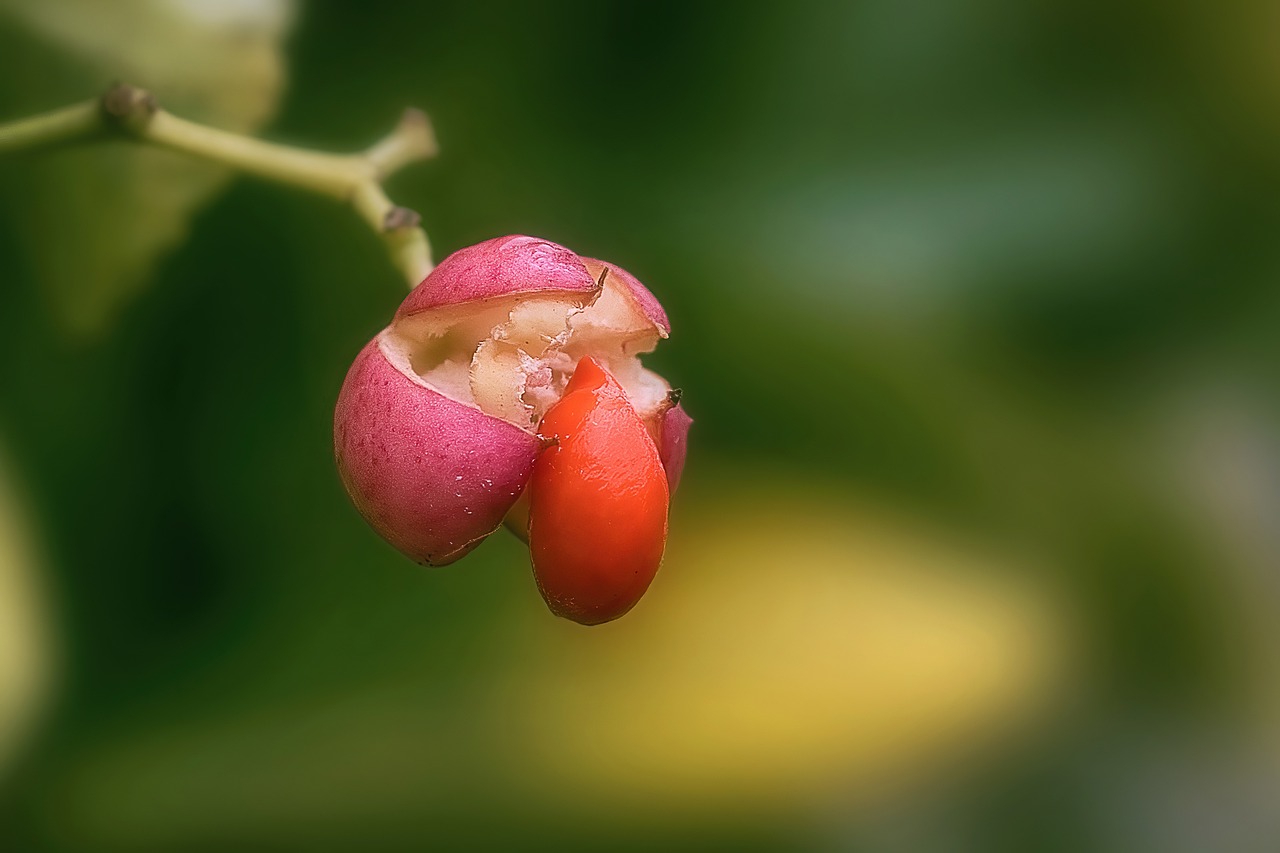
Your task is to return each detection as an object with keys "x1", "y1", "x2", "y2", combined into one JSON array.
[{"x1": 0, "y1": 0, "x2": 295, "y2": 335}]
